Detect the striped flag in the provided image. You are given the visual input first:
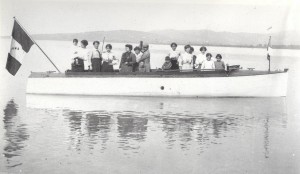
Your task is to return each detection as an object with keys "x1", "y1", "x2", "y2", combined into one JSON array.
[{"x1": 6, "y1": 20, "x2": 34, "y2": 76}]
